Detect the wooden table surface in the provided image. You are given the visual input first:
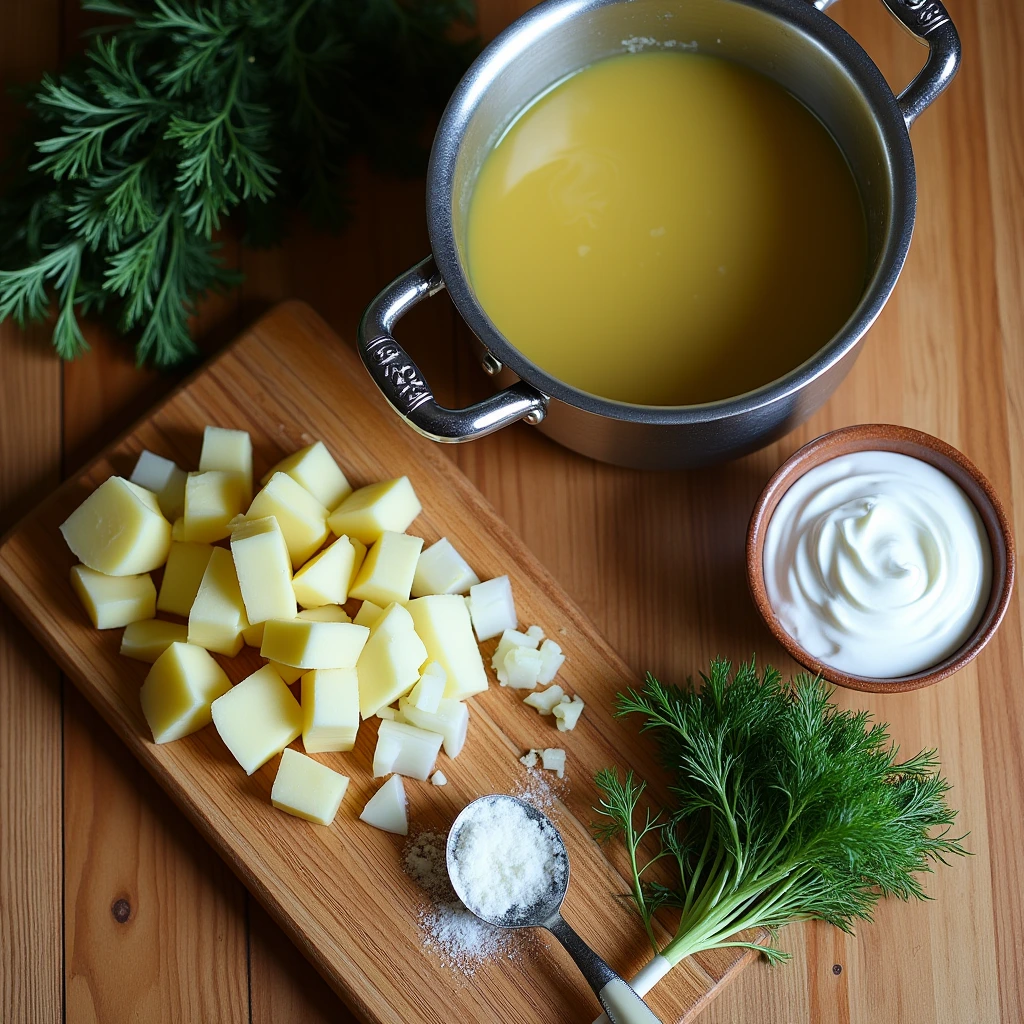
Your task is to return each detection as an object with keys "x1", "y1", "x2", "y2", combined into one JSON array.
[{"x1": 1, "y1": 1, "x2": 1021, "y2": 1022}]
